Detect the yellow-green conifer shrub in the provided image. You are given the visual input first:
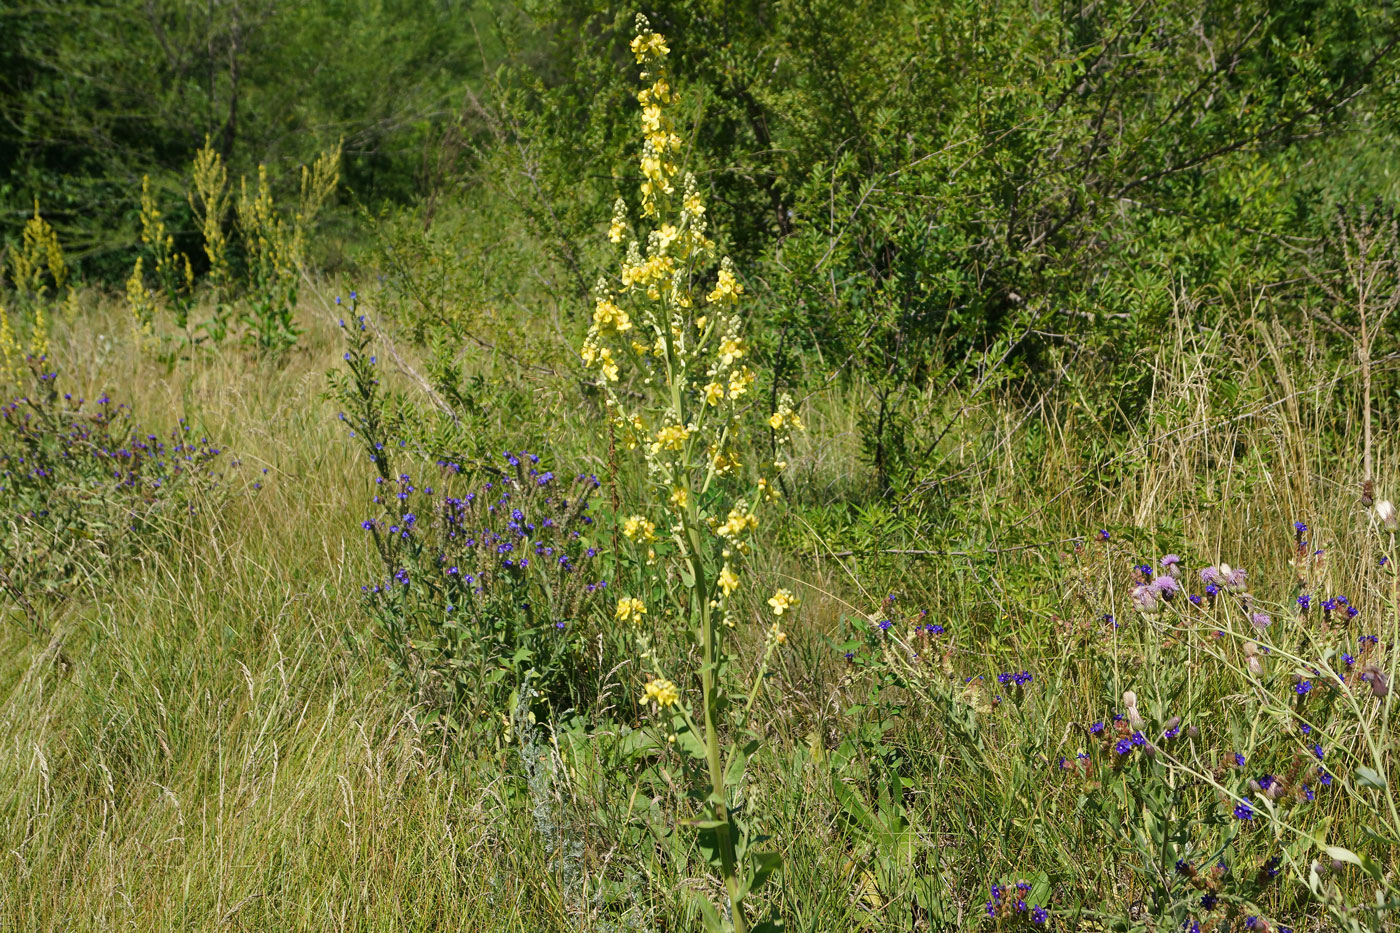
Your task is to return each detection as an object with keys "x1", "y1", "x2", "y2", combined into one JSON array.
[{"x1": 581, "y1": 16, "x2": 800, "y2": 932}]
